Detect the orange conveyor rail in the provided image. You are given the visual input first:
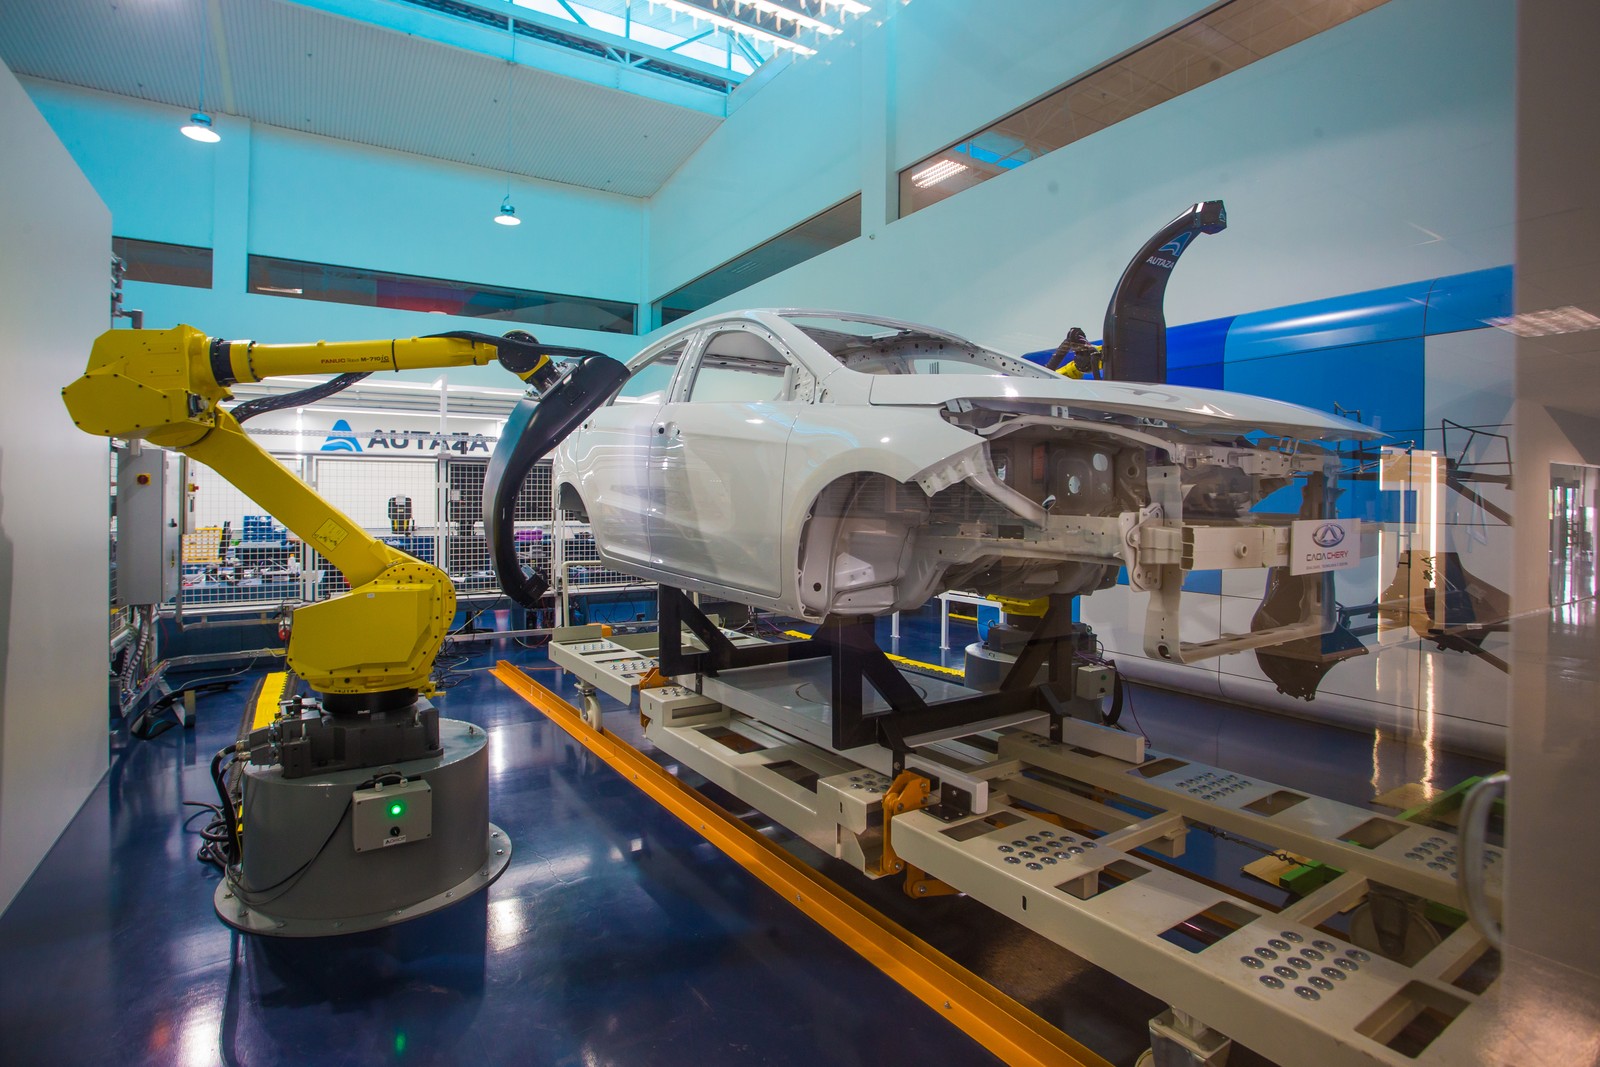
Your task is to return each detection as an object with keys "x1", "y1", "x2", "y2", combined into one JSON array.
[{"x1": 492, "y1": 660, "x2": 1110, "y2": 1067}]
